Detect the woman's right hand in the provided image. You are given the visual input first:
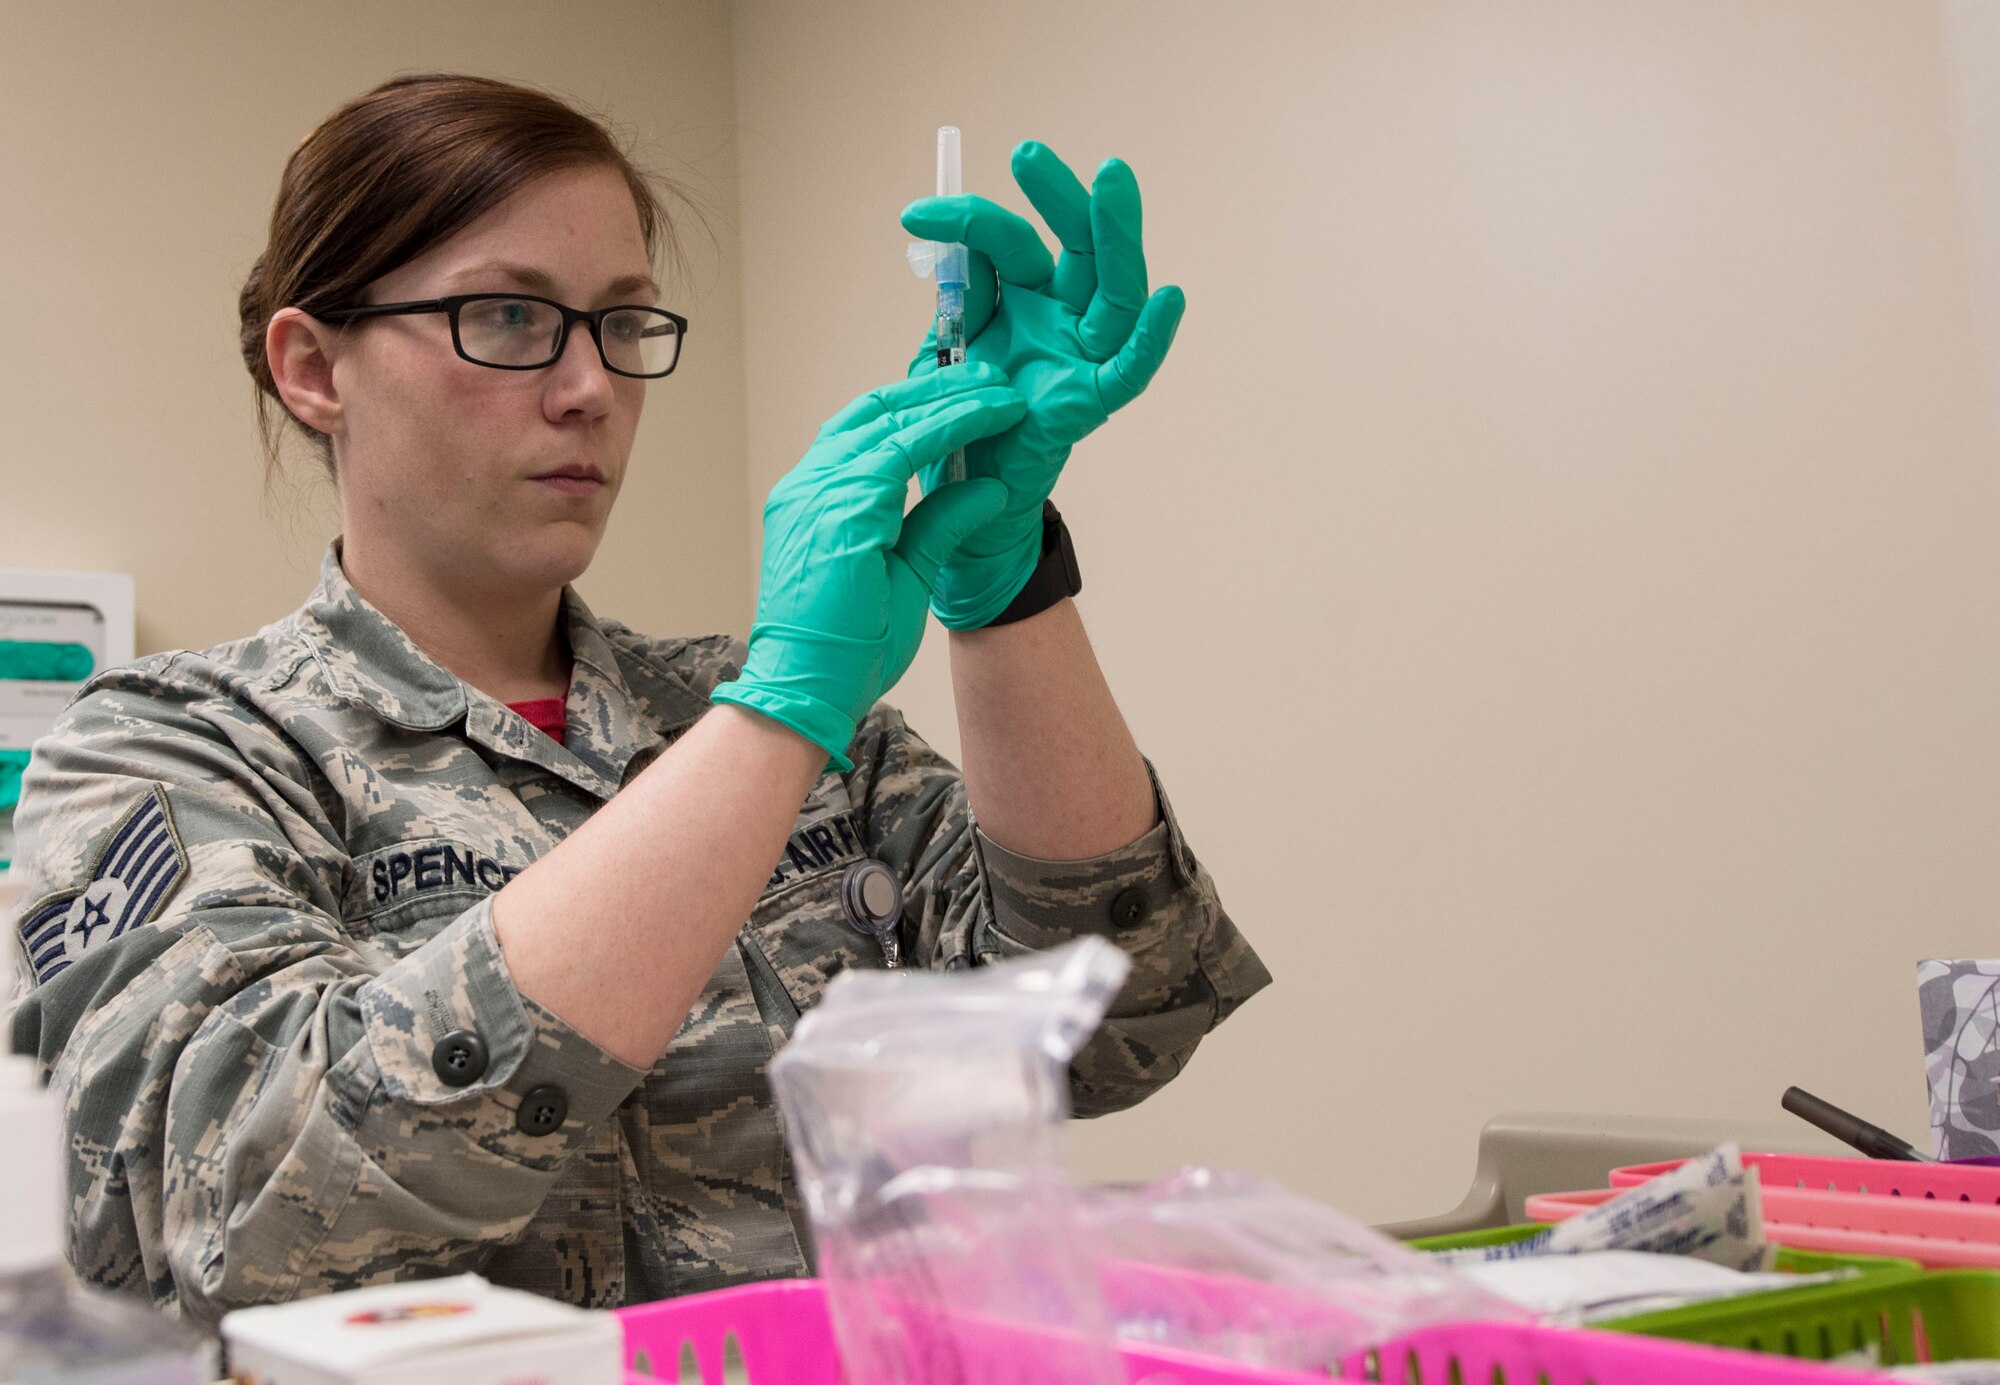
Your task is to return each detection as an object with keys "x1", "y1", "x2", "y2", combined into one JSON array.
[{"x1": 710, "y1": 364, "x2": 1024, "y2": 768}]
